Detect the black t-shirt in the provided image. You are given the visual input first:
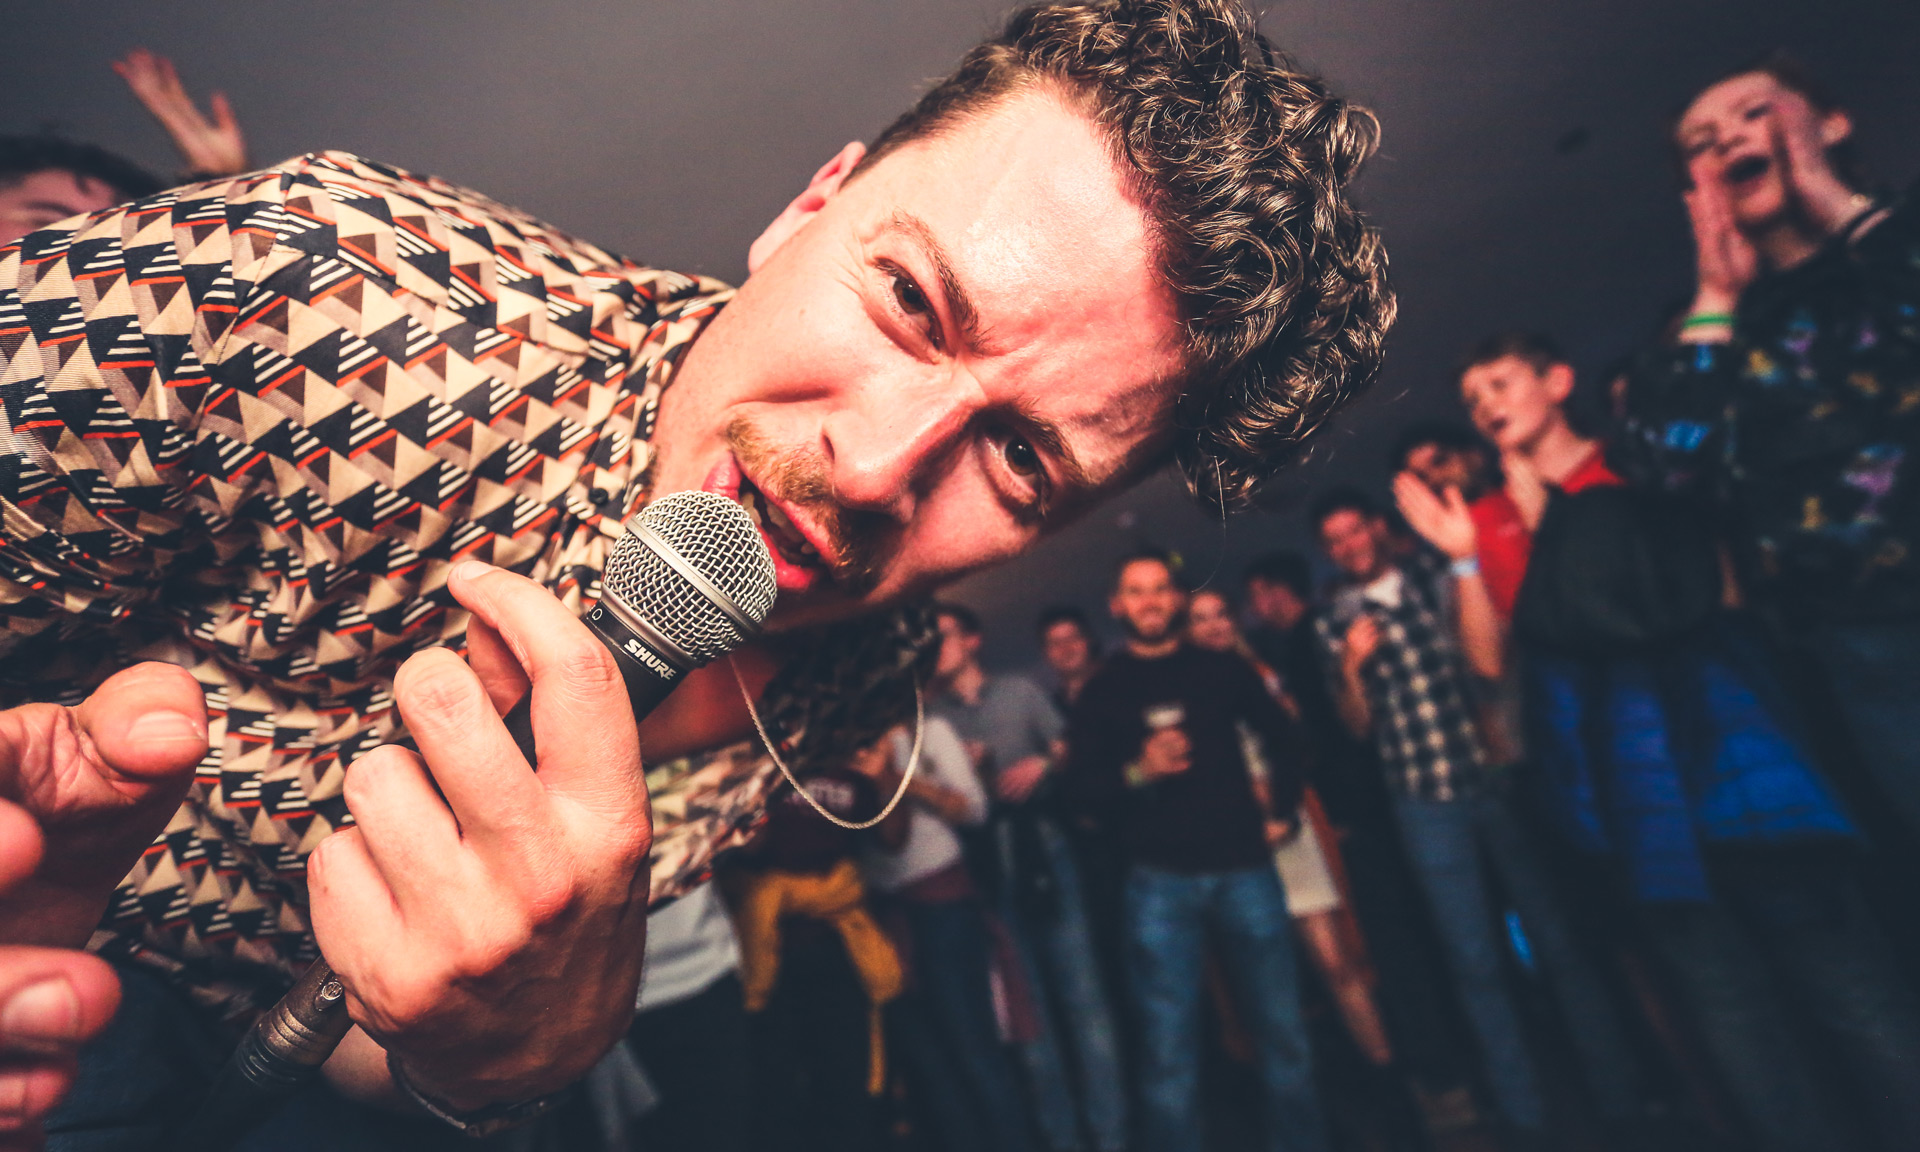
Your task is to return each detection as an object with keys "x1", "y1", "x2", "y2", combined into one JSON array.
[
  {"x1": 756, "y1": 770, "x2": 880, "y2": 874},
  {"x1": 1062, "y1": 645, "x2": 1300, "y2": 873}
]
